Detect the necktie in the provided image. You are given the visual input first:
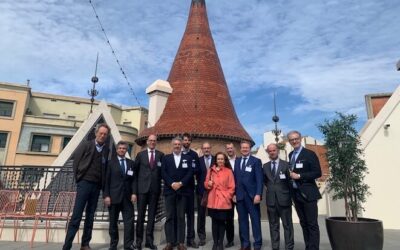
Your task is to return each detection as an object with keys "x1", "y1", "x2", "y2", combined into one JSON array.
[
  {"x1": 120, "y1": 158, "x2": 125, "y2": 175},
  {"x1": 271, "y1": 161, "x2": 276, "y2": 178},
  {"x1": 205, "y1": 157, "x2": 210, "y2": 168},
  {"x1": 241, "y1": 157, "x2": 247, "y2": 170},
  {"x1": 290, "y1": 151, "x2": 297, "y2": 168},
  {"x1": 150, "y1": 150, "x2": 155, "y2": 169}
]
